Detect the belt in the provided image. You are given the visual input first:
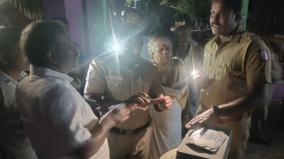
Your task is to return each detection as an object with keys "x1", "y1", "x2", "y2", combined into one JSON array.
[{"x1": 110, "y1": 120, "x2": 151, "y2": 135}]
